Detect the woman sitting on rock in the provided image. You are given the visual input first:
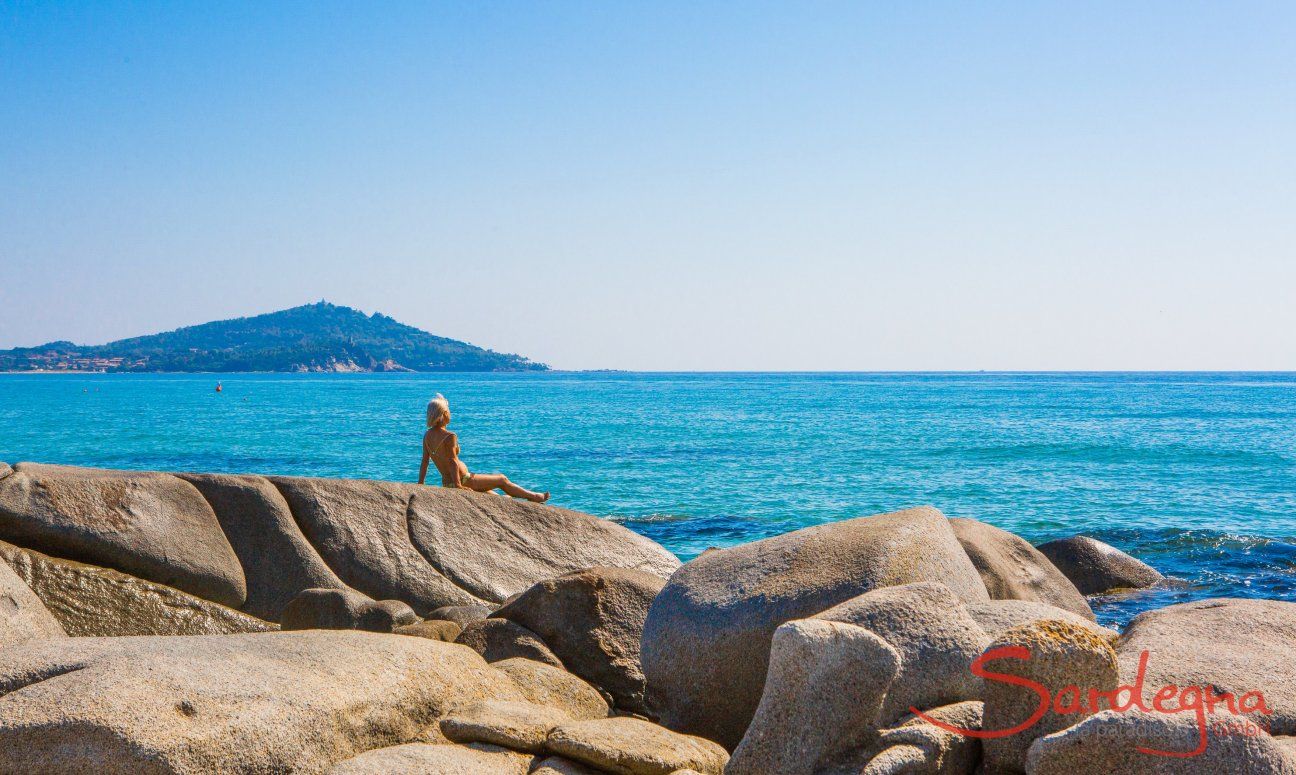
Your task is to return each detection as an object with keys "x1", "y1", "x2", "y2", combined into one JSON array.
[{"x1": 418, "y1": 394, "x2": 550, "y2": 503}]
